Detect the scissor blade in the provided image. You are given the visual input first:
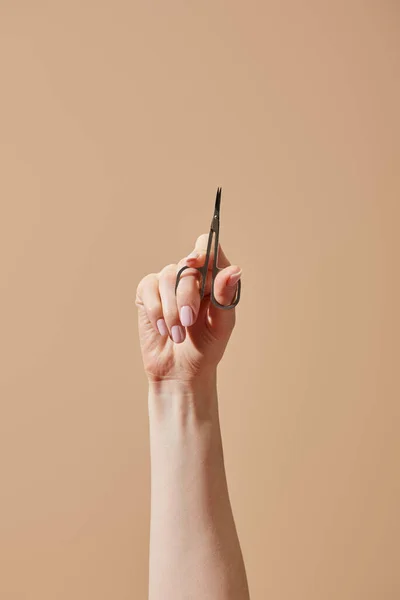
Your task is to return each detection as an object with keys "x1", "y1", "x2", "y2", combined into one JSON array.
[
  {"x1": 210, "y1": 187, "x2": 222, "y2": 233},
  {"x1": 214, "y1": 187, "x2": 221, "y2": 216}
]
